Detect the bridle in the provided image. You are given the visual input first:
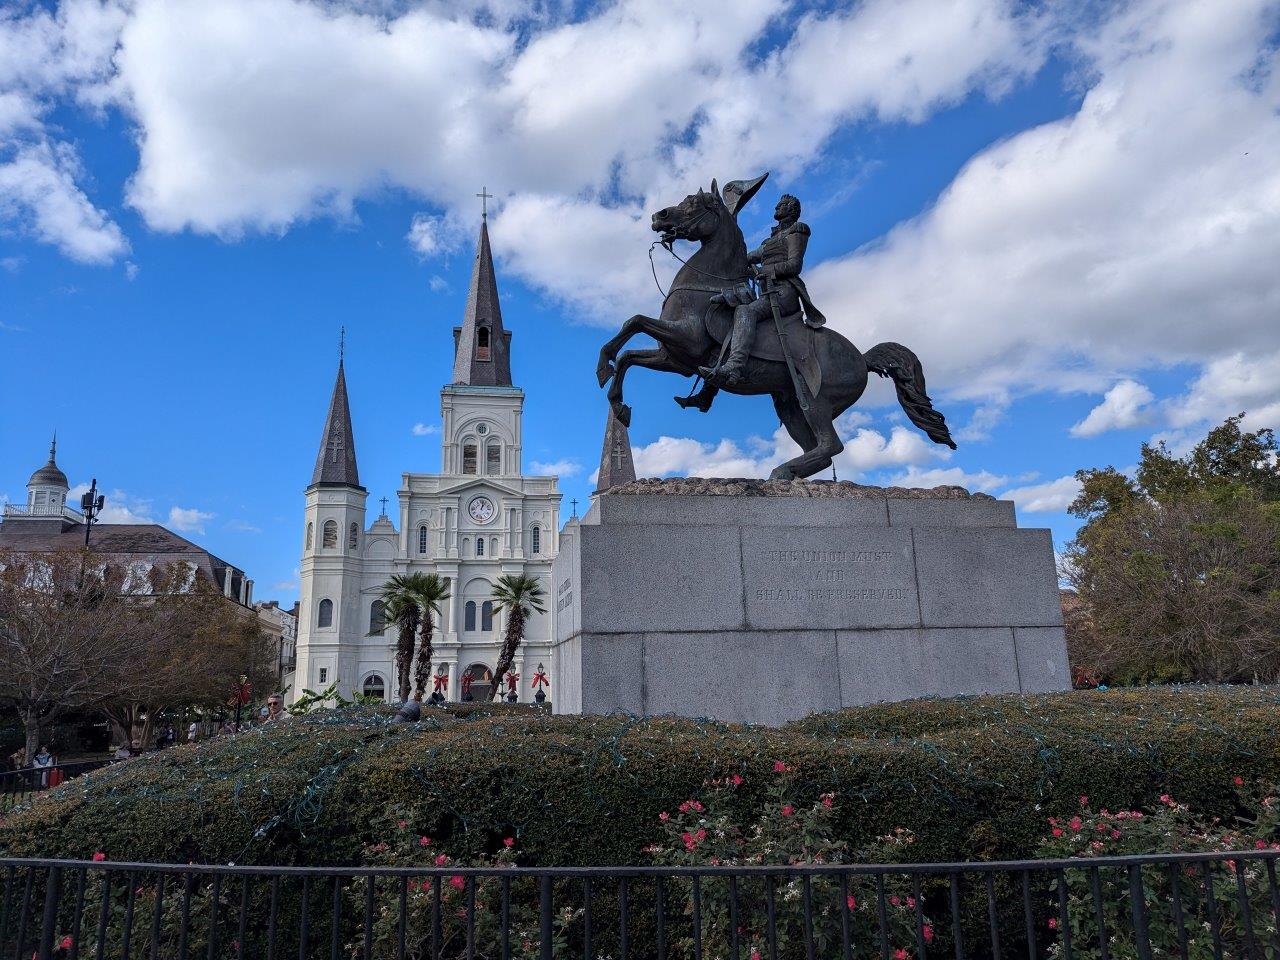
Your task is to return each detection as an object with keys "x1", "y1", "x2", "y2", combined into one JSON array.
[{"x1": 648, "y1": 202, "x2": 753, "y2": 302}]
